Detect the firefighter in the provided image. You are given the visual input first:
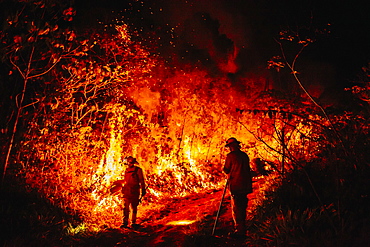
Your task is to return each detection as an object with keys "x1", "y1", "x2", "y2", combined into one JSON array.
[
  {"x1": 120, "y1": 156, "x2": 146, "y2": 229},
  {"x1": 223, "y1": 137, "x2": 253, "y2": 237}
]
